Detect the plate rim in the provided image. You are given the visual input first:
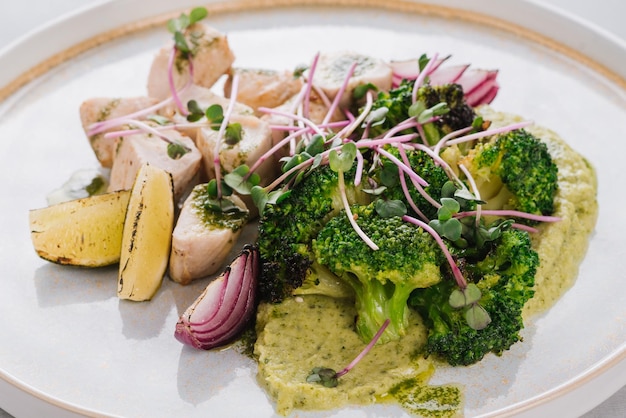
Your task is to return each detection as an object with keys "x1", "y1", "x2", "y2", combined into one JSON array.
[{"x1": 1, "y1": 0, "x2": 625, "y2": 417}]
